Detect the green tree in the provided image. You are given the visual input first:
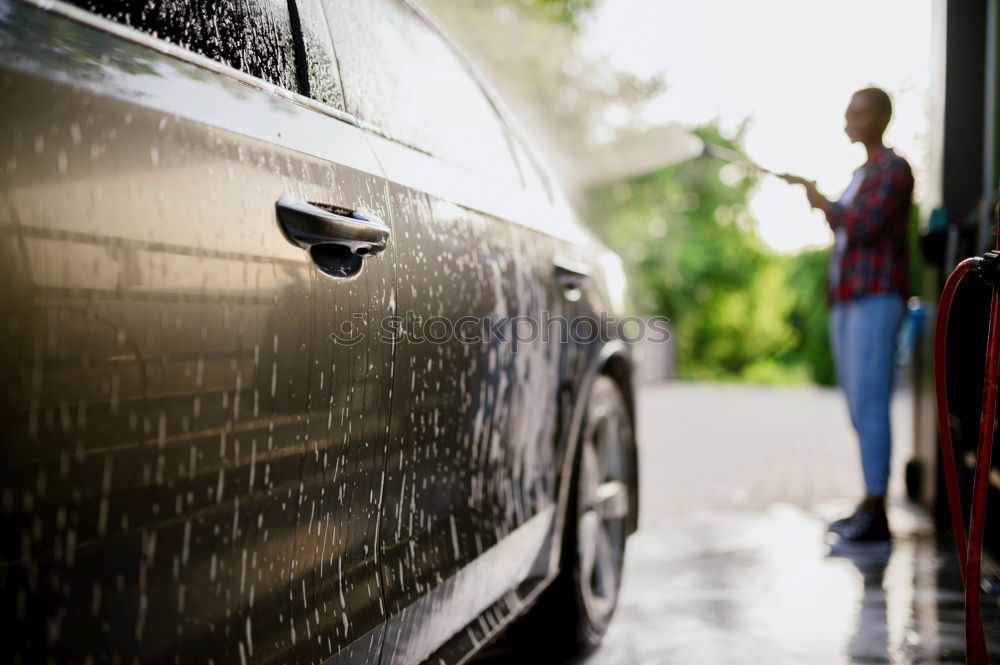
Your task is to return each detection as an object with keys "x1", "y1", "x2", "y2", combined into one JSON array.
[
  {"x1": 782, "y1": 248, "x2": 835, "y2": 385},
  {"x1": 522, "y1": 0, "x2": 596, "y2": 27},
  {"x1": 586, "y1": 125, "x2": 833, "y2": 384}
]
